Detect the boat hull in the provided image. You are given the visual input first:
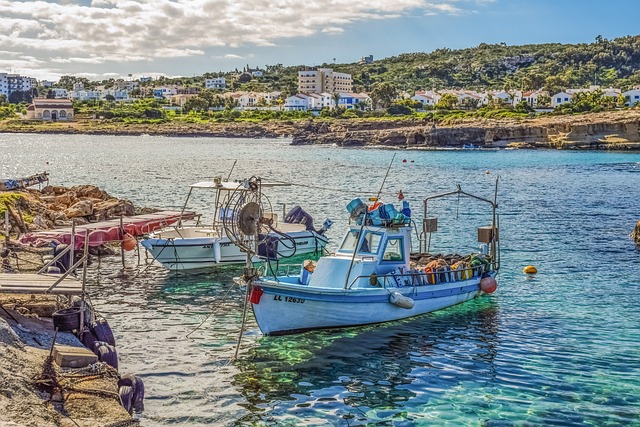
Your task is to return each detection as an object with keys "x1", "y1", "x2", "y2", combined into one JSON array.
[
  {"x1": 141, "y1": 231, "x2": 327, "y2": 270},
  {"x1": 251, "y1": 278, "x2": 485, "y2": 335}
]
